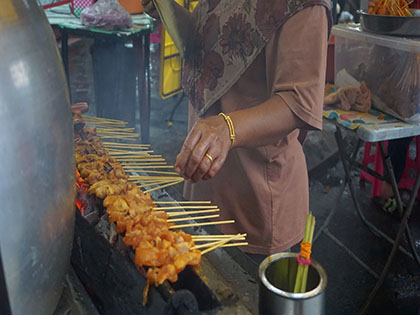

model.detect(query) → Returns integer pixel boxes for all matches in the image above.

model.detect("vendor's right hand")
[141,0,160,19]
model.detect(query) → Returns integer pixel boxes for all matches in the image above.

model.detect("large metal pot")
[0,1,75,315]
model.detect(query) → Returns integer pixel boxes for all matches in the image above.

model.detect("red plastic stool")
[360,137,420,199]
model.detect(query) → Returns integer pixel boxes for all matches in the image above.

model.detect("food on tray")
[367,0,413,16]
[73,119,201,305]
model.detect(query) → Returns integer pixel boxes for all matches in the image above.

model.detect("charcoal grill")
[61,183,259,314]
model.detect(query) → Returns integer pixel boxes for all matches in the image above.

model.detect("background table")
[47,11,153,143]
[320,108,420,313]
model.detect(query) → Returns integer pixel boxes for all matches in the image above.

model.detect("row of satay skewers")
[368,0,413,16]
[73,113,247,305]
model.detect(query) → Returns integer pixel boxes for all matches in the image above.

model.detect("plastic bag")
[81,0,133,30]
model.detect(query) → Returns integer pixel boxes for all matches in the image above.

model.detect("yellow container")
[159,0,198,99]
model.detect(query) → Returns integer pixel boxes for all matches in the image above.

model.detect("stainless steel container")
[0,1,75,315]
[259,253,327,315]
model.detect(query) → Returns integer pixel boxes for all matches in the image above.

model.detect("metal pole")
[0,249,12,315]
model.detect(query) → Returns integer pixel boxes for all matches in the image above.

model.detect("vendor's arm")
[175,6,329,182]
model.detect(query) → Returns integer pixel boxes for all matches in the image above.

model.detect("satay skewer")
[154,205,218,210]
[122,161,167,165]
[121,165,175,169]
[136,180,178,188]
[102,142,150,147]
[130,170,179,175]
[123,163,169,167]
[193,241,247,250]
[82,115,127,123]
[99,135,141,139]
[99,136,138,140]
[144,178,184,193]
[107,148,152,153]
[115,157,163,161]
[191,233,247,239]
[114,157,164,161]
[193,236,246,242]
[200,234,242,254]
[164,209,220,217]
[95,128,135,132]
[108,151,154,155]
[170,220,235,229]
[154,201,212,204]
[124,164,170,168]
[167,214,220,223]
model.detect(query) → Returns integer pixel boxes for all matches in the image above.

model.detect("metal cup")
[259,252,327,315]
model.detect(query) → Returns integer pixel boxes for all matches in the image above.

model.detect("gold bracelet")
[218,112,235,148]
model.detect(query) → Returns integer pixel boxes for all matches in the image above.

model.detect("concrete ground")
[66,37,420,315]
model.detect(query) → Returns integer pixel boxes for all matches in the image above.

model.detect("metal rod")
[324,229,379,279]
[0,249,12,315]
[314,128,362,241]
[360,166,420,314]
[334,131,414,259]
[378,142,403,217]
[353,160,386,181]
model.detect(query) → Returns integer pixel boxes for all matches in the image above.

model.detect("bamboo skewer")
[154,201,212,204]
[95,128,135,132]
[129,172,179,178]
[99,135,141,138]
[193,241,248,250]
[99,136,137,140]
[82,115,127,123]
[122,165,175,169]
[121,160,165,163]
[170,220,235,230]
[108,151,154,155]
[122,161,166,165]
[124,163,169,167]
[213,242,248,249]
[137,180,176,188]
[99,134,138,137]
[115,158,163,161]
[200,233,242,254]
[167,214,220,223]
[85,121,127,127]
[163,209,220,217]
[114,157,163,161]
[154,205,218,210]
[109,152,153,156]
[193,236,246,242]
[191,233,247,239]
[124,164,169,167]
[130,176,181,179]
[104,145,150,148]
[131,176,182,183]
[103,142,150,147]
[144,178,184,193]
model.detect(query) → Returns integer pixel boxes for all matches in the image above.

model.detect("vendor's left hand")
[175,115,231,182]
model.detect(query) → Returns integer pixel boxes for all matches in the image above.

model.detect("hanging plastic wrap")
[333,25,420,123]
[80,0,133,30]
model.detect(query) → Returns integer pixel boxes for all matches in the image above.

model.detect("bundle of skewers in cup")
[72,111,247,305]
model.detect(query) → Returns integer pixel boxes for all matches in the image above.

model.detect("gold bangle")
[218,112,235,148]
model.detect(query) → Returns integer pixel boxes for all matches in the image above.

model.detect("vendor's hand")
[175,115,231,182]
[141,0,160,19]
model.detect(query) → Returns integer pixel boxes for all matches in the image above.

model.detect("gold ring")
[205,153,213,163]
